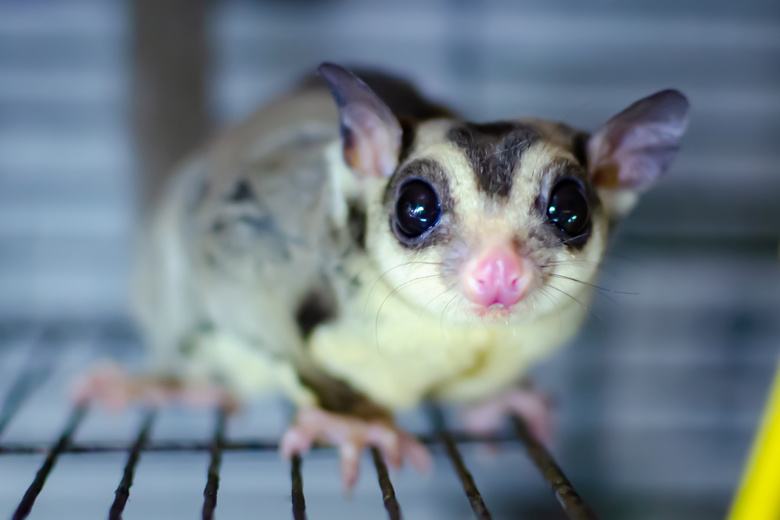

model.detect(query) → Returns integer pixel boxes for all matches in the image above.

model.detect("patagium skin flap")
[133,62,690,413]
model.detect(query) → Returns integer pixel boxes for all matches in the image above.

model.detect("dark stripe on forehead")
[447,121,540,198]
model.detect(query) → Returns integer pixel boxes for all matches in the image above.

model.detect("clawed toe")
[281,408,431,491]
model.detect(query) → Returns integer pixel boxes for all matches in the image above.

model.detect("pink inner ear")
[587,131,621,189]
[589,125,665,190]
[342,105,401,178]
[587,97,689,191]
[318,63,403,178]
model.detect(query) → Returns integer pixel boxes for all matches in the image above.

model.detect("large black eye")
[394,180,441,239]
[547,179,590,239]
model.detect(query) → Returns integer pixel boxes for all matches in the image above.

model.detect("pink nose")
[463,246,530,308]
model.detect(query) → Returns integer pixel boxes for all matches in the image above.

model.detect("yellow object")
[727,361,780,520]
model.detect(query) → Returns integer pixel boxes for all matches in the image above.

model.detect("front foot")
[281,408,432,491]
[461,386,553,445]
[71,361,239,413]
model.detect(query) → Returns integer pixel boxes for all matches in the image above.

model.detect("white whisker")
[374,273,444,353]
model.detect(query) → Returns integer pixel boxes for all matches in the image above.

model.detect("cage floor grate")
[0,322,597,520]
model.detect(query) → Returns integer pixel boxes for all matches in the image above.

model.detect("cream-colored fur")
[132,81,615,414]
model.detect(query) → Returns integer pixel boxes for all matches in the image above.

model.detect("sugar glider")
[75,62,689,487]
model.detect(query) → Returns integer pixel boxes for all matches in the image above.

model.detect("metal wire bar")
[12,405,88,520]
[108,409,156,520]
[429,406,492,520]
[0,431,517,455]
[202,408,227,520]
[371,447,402,520]
[291,454,307,520]
[0,439,276,455]
[512,417,599,520]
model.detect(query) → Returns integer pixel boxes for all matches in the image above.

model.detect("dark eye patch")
[394,179,441,241]
[547,179,590,246]
[383,158,453,249]
[383,158,451,211]
[533,158,598,251]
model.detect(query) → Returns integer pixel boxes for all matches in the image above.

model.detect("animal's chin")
[432,303,538,327]
[414,295,539,327]
[471,303,516,319]
[462,301,540,325]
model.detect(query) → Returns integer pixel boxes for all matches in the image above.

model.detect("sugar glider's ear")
[587,89,690,217]
[318,62,402,178]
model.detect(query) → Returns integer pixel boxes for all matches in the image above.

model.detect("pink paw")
[280,408,431,492]
[461,386,553,445]
[71,361,138,411]
[71,361,238,413]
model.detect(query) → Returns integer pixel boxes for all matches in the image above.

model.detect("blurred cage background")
[0,0,779,519]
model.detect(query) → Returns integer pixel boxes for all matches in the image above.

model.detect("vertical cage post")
[291,454,307,520]
[371,447,403,520]
[429,406,492,520]
[12,405,88,520]
[109,409,157,520]
[513,417,599,520]
[202,407,227,520]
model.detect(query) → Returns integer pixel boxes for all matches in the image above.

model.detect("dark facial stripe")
[447,122,540,198]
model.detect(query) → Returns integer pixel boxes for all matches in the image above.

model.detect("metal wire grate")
[0,324,599,520]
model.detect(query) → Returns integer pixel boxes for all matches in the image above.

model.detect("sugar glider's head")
[319,63,690,326]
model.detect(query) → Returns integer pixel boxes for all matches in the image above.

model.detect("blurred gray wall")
[1,0,778,318]
[0,1,779,516]
[0,1,132,318]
